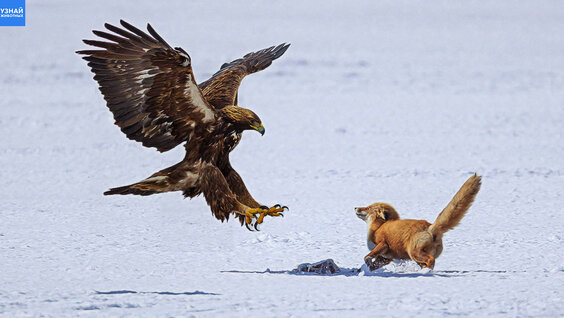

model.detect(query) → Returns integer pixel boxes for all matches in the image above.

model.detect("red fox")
[355,174,481,270]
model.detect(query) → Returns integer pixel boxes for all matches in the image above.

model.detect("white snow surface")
[1,1,564,317]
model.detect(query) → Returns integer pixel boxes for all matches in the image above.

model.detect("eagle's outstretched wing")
[77,20,216,152]
[199,43,290,108]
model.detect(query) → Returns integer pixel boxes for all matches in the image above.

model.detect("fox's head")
[355,203,400,223]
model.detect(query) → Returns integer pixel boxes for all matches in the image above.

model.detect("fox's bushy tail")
[428,174,481,236]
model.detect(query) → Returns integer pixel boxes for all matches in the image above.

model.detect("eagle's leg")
[200,164,284,231]
[220,160,288,227]
[200,164,247,221]
[223,165,261,208]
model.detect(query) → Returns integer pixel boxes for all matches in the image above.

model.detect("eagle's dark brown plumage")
[77,20,290,230]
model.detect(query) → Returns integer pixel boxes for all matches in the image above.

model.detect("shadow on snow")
[94,290,220,296]
[221,268,514,278]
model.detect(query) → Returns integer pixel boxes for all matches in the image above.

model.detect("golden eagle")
[77,20,290,230]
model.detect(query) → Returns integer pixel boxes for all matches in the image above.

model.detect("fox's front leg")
[366,256,392,270]
[364,242,390,270]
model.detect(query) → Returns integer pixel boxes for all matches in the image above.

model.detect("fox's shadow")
[220,268,457,278]
[221,268,511,278]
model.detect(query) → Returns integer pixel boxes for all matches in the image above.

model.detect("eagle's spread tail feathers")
[104,161,198,197]
[104,175,171,196]
[104,184,158,196]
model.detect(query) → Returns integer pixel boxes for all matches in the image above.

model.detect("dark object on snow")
[294,259,340,274]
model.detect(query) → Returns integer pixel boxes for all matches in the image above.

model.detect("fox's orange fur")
[355,174,481,270]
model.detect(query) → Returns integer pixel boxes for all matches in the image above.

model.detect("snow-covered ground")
[2,1,563,316]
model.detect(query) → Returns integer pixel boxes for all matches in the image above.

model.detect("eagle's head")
[221,106,265,135]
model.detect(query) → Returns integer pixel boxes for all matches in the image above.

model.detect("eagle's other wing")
[199,43,290,108]
[77,20,216,152]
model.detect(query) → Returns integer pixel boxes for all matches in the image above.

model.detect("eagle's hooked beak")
[251,123,265,136]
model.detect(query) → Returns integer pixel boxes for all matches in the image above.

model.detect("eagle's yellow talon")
[244,205,287,229]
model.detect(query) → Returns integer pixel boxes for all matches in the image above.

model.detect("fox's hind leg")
[410,250,436,269]
[409,232,437,269]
